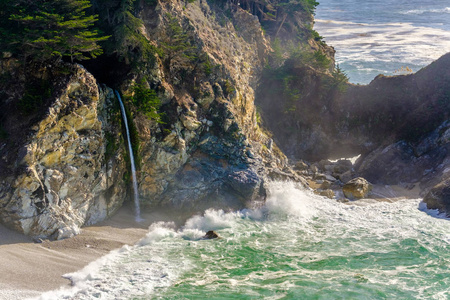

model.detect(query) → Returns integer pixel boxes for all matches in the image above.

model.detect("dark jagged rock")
[423,179,450,216]
[203,231,219,240]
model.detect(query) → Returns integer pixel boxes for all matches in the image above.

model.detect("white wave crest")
[401,7,450,15]
[138,221,177,246]
[264,181,318,219]
[35,245,131,300]
[184,209,243,232]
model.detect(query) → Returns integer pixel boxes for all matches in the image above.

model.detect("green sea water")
[40,182,450,300]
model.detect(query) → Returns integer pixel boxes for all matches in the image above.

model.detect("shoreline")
[0,184,423,299]
[0,205,183,300]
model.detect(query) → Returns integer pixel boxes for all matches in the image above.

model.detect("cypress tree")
[2,0,108,63]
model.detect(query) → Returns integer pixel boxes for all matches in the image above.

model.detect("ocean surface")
[38,182,450,299]
[314,0,450,84]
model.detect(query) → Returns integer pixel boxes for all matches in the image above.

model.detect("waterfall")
[115,90,141,221]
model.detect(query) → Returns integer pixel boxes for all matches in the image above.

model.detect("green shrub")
[313,50,331,69]
[331,64,349,92]
[224,79,235,96]
[130,80,163,123]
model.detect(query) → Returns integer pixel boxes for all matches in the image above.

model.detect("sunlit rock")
[343,177,372,200]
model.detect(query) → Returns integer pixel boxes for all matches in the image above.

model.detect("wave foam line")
[401,7,450,15]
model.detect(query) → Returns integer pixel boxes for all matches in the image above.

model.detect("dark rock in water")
[203,231,219,239]
[423,179,450,216]
[343,177,372,200]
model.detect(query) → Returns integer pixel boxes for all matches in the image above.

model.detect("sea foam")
[401,7,450,15]
[34,182,450,299]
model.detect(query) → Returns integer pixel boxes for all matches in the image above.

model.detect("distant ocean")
[314,0,450,84]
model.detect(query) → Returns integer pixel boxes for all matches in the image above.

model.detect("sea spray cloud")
[264,181,318,219]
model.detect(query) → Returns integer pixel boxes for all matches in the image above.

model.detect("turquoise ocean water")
[314,0,450,84]
[39,182,450,299]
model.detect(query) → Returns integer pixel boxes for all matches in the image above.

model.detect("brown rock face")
[0,64,126,239]
[127,0,305,211]
[343,177,372,200]
[423,179,450,216]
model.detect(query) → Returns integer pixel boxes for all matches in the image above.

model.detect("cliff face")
[257,53,450,162]
[1,0,328,238]
[257,52,450,213]
[0,64,126,239]
[133,1,273,210]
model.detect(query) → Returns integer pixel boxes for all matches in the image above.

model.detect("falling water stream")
[115,90,141,221]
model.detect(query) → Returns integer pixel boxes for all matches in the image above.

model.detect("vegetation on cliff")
[129,80,163,123]
[0,0,108,63]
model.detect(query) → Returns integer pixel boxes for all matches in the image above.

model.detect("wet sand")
[0,205,185,300]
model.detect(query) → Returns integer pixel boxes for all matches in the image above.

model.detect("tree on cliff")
[160,13,198,70]
[0,0,108,63]
[90,0,160,68]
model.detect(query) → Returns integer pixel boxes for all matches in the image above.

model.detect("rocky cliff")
[0,0,327,238]
[257,52,450,215]
[0,64,126,239]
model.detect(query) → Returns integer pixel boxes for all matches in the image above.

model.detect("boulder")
[337,171,354,185]
[332,160,353,177]
[423,179,450,216]
[343,177,372,200]
[294,160,309,171]
[203,231,219,239]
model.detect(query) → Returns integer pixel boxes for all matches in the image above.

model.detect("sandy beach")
[0,205,187,300]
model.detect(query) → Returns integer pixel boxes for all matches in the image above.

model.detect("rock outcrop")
[423,179,450,216]
[117,0,319,211]
[342,177,372,200]
[132,1,273,210]
[0,64,126,239]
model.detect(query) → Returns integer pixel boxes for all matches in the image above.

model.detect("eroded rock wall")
[0,65,126,239]
[123,0,300,210]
